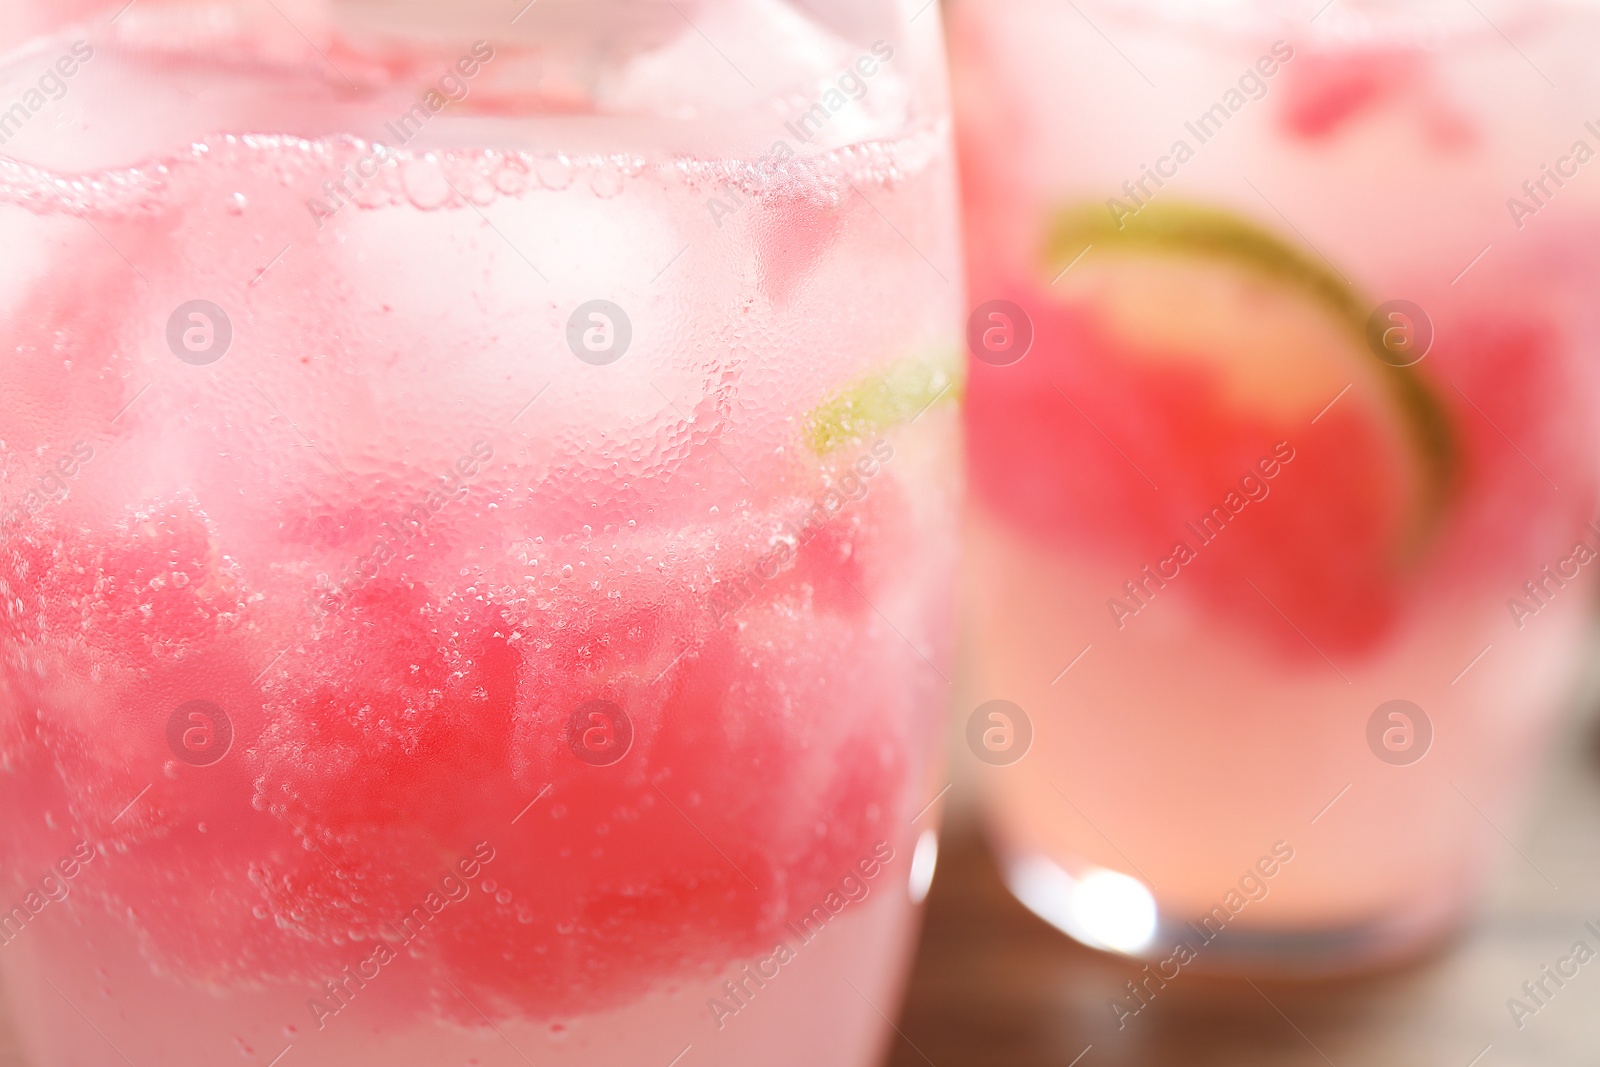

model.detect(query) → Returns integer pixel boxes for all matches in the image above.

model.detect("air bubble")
[588,165,625,199]
[493,156,530,196]
[537,155,573,190]
[402,158,451,210]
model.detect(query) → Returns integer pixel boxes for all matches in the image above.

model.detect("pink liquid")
[951,0,1600,969]
[0,3,964,1062]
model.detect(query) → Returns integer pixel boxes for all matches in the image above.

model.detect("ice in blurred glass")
[0,1,964,1063]
[951,0,1600,972]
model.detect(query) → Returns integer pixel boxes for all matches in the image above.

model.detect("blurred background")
[940,0,1600,1060]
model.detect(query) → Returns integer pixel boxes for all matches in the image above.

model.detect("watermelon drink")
[951,0,1600,972]
[0,1,965,1063]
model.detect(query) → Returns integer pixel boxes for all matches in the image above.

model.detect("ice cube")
[601,0,908,149]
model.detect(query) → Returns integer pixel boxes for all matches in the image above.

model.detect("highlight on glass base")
[998,845,1483,980]
[951,0,1600,974]
[0,1,965,1064]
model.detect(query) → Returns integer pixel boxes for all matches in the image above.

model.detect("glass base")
[997,847,1464,978]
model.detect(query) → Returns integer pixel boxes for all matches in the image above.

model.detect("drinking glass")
[950,0,1600,975]
[0,1,964,1063]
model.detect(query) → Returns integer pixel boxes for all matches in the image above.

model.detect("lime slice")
[1044,201,1456,553]
[803,350,964,456]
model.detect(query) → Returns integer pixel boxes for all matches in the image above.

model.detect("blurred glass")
[950,0,1600,974]
[0,1,964,1064]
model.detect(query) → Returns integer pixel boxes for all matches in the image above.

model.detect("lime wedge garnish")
[803,351,964,455]
[1045,201,1457,552]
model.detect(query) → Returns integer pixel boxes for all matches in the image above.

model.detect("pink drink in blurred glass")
[952,0,1600,971]
[0,1,964,1062]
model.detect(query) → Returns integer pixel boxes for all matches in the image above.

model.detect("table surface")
[5,704,1598,1066]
